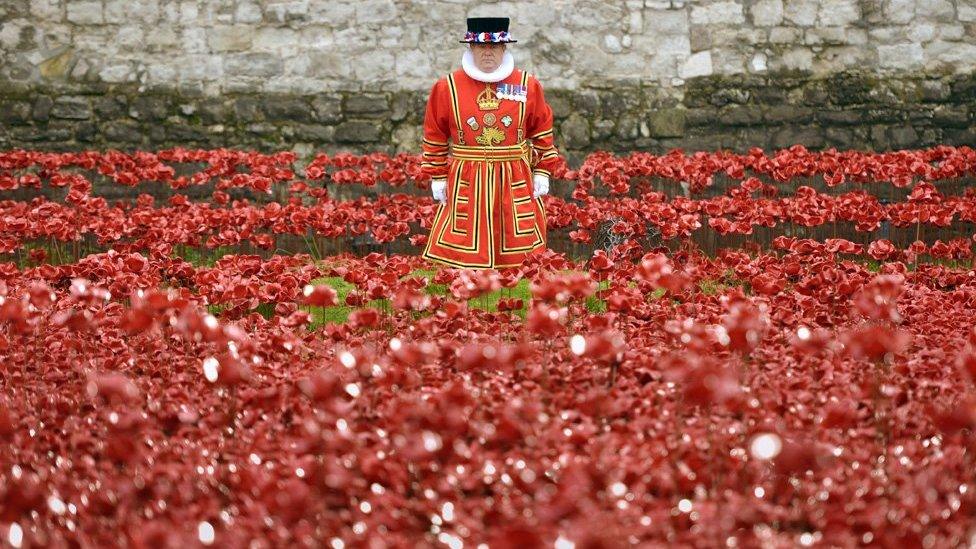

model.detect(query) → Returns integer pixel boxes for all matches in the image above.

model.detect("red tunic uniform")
[420,67,560,269]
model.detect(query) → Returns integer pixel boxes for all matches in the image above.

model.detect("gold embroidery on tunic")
[476,126,506,147]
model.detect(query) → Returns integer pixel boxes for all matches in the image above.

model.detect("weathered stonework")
[0,0,974,156]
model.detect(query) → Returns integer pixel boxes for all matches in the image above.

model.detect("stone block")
[235,0,263,23]
[932,106,971,128]
[180,27,207,53]
[75,122,97,142]
[102,120,145,143]
[225,53,283,78]
[690,1,745,25]
[572,91,601,114]
[245,122,277,135]
[815,109,861,125]
[129,0,160,24]
[771,125,824,148]
[29,0,60,19]
[599,89,643,118]
[207,26,253,52]
[769,26,802,43]
[394,50,430,80]
[352,51,395,82]
[389,91,415,123]
[264,1,309,23]
[391,124,420,153]
[11,124,73,142]
[129,96,170,121]
[560,113,591,148]
[0,19,28,51]
[915,0,955,21]
[66,1,103,24]
[311,94,343,124]
[718,105,763,126]
[888,126,918,149]
[823,127,856,148]
[647,108,687,137]
[684,108,719,127]
[353,0,397,24]
[146,27,180,51]
[881,0,914,24]
[99,63,136,83]
[252,27,299,52]
[591,119,616,141]
[307,51,351,79]
[32,96,54,122]
[615,117,640,140]
[263,97,309,121]
[763,105,813,123]
[1,100,32,124]
[8,126,41,142]
[546,90,573,118]
[335,120,384,143]
[863,107,903,123]
[165,124,210,142]
[916,79,948,102]
[750,0,784,25]
[907,107,933,123]
[234,97,264,121]
[710,87,751,107]
[345,94,390,117]
[877,43,923,69]
[944,127,976,145]
[195,99,229,125]
[783,0,818,25]
[817,0,860,25]
[290,124,336,141]
[948,74,976,103]
[906,22,936,42]
[51,96,92,120]
[680,51,713,79]
[751,85,789,104]
[644,9,688,36]
[176,55,222,82]
[103,0,127,24]
[148,125,167,143]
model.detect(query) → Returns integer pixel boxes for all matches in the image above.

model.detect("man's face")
[470,43,506,72]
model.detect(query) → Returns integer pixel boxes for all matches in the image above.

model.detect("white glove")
[431,179,447,202]
[532,173,550,198]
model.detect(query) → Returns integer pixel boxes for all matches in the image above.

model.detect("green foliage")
[699,279,727,295]
[298,268,617,327]
[174,245,239,267]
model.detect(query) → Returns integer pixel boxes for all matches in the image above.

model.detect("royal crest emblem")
[477,84,501,111]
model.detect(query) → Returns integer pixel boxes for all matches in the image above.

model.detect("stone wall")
[1,0,975,157]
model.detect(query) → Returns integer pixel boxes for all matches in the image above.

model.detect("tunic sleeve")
[525,76,561,179]
[421,78,451,180]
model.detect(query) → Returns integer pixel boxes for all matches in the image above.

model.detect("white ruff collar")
[461,49,514,83]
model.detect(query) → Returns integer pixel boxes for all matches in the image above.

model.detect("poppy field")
[2,145,976,547]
